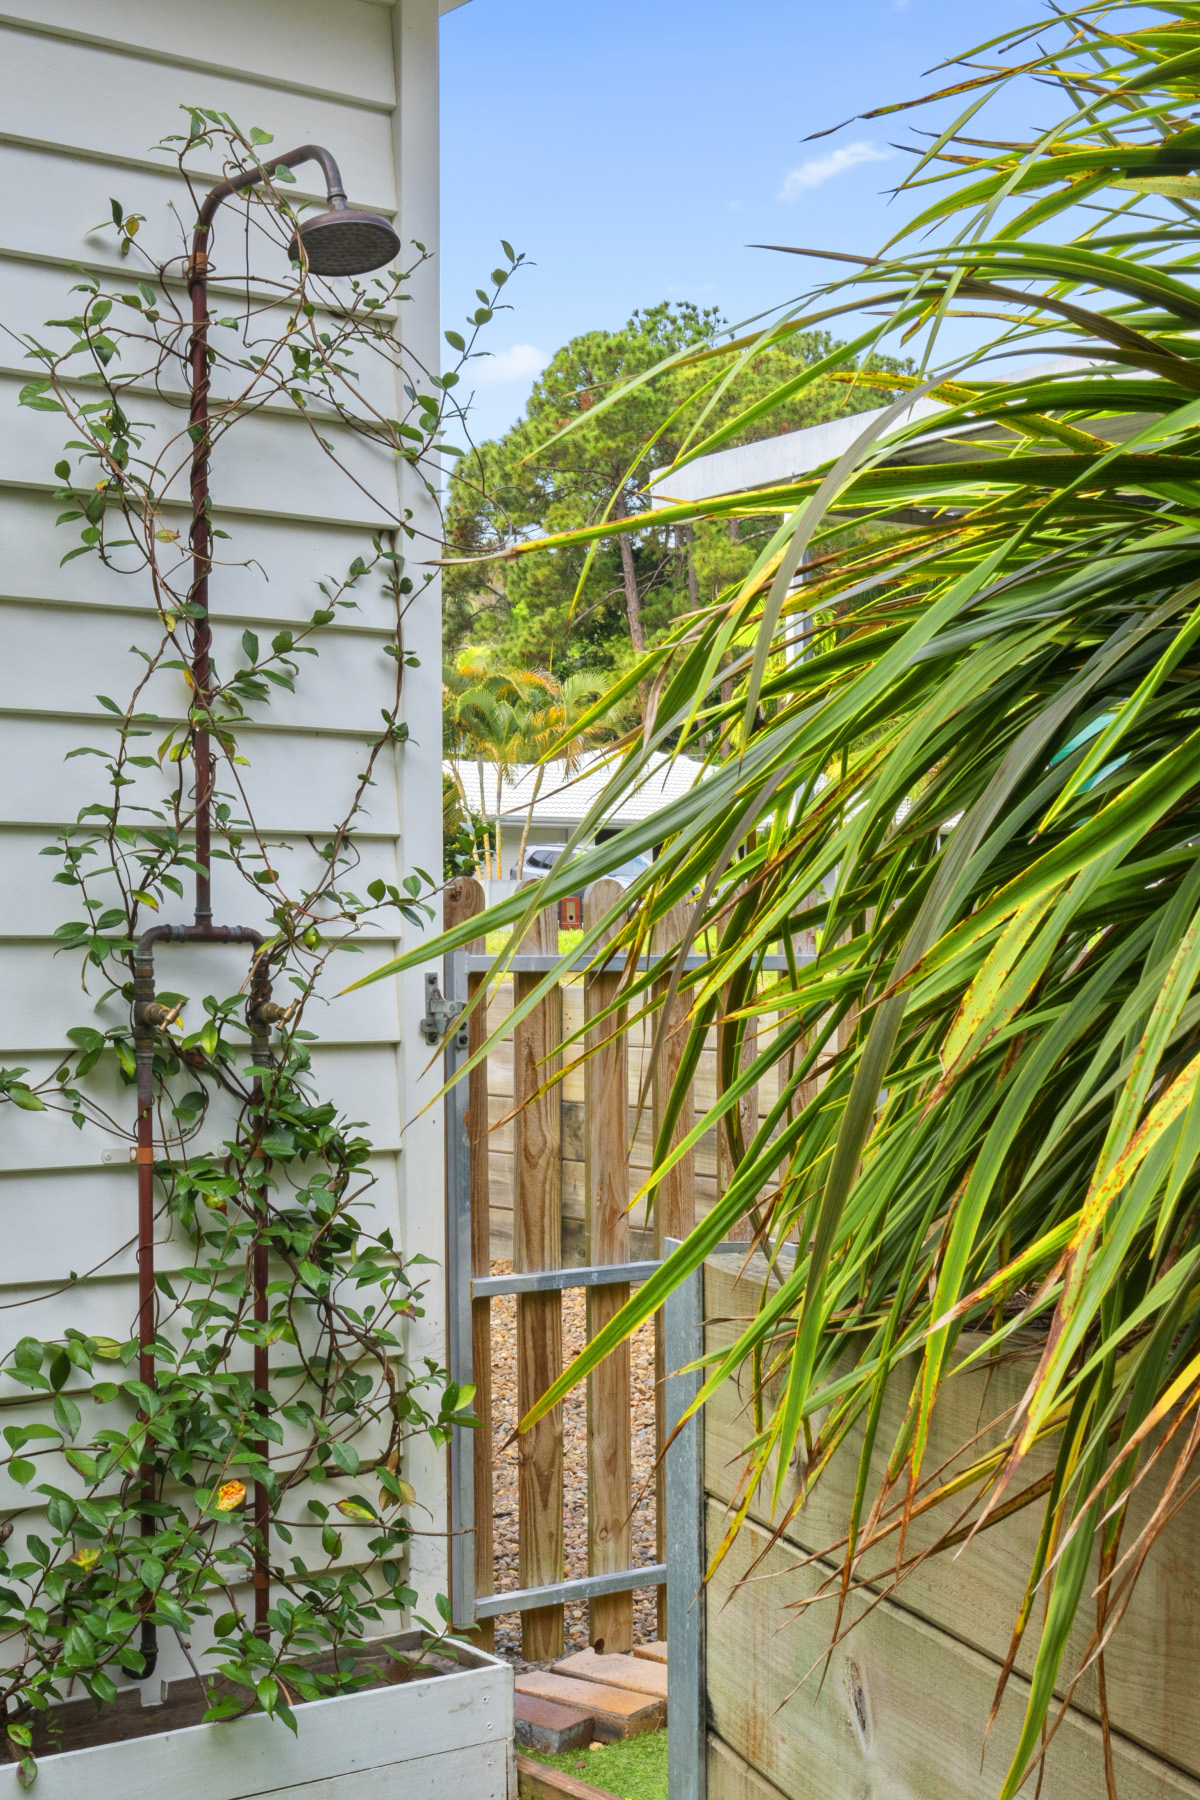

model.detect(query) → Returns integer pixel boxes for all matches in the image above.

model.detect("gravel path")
[485,1264,660,1666]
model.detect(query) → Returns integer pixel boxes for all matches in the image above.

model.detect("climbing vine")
[0,109,518,1779]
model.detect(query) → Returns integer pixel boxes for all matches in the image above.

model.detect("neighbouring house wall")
[702,1251,1200,1800]
[0,0,452,1685]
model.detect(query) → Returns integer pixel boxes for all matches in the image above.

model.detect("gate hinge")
[421,971,468,1049]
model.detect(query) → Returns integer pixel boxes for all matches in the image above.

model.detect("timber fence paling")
[484,1001,720,1264]
[582,878,634,1654]
[513,883,565,1661]
[795,904,821,1121]
[716,981,758,1202]
[651,900,698,1638]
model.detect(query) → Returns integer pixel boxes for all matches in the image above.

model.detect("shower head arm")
[183,142,348,928]
[192,142,348,259]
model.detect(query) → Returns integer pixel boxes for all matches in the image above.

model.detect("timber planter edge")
[0,1634,514,1800]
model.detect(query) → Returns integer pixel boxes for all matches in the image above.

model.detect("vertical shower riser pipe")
[246,955,274,1638]
[187,254,212,924]
[132,943,161,1679]
[133,922,269,1674]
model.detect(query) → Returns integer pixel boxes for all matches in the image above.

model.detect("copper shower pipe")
[130,150,350,1676]
[185,141,398,925]
[186,144,351,925]
[133,927,274,1674]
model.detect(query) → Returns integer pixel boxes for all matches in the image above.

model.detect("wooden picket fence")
[441,876,782,1660]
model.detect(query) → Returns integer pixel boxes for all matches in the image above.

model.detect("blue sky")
[440,0,1032,440]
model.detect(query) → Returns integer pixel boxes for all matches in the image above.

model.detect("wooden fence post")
[717,993,758,1198]
[583,879,633,1653]
[651,901,697,1636]
[795,903,822,1119]
[513,885,564,1661]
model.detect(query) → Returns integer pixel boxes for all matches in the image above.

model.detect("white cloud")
[779,140,892,200]
[471,343,550,384]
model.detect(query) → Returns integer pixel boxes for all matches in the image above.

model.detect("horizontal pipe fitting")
[247,998,297,1028]
[141,999,185,1029]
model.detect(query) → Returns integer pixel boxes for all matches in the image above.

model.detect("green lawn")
[485,928,584,956]
[524,1730,667,1800]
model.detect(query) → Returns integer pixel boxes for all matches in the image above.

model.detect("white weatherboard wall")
[0,0,461,1688]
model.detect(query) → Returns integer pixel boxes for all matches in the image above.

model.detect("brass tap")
[247,998,298,1029]
[141,999,185,1029]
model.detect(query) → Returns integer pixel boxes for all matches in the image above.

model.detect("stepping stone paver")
[552,1647,669,1702]
[515,1670,664,1740]
[515,1691,595,1756]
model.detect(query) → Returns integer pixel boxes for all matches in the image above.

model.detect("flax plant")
[359,8,1200,1789]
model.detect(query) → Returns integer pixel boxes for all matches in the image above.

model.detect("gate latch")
[421,971,468,1050]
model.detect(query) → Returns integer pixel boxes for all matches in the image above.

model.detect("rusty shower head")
[198,146,400,279]
[287,200,400,276]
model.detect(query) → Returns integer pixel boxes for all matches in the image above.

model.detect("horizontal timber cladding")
[0,0,400,111]
[0,716,402,828]
[703,1252,1200,1797]
[0,605,400,736]
[704,1505,1200,1800]
[0,22,397,203]
[0,499,406,625]
[0,371,403,524]
[0,937,404,1051]
[0,831,404,938]
[0,0,448,1675]
[707,1736,792,1800]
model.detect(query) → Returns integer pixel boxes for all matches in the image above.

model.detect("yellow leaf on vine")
[216,1480,246,1512]
[378,1476,416,1511]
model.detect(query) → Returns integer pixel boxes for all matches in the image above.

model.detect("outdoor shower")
[132,146,400,1677]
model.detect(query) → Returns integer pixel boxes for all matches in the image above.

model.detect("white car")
[510,845,653,889]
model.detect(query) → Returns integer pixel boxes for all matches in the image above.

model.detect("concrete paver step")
[515,1691,595,1756]
[631,1640,668,1665]
[552,1647,669,1702]
[515,1670,665,1740]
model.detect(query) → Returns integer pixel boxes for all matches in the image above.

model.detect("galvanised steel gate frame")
[441,940,783,1798]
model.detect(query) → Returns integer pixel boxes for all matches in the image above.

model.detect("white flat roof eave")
[648,398,947,508]
[647,358,1101,509]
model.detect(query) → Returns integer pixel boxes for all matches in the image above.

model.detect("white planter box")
[0,1638,514,1800]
